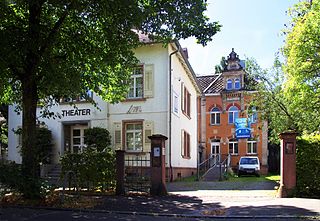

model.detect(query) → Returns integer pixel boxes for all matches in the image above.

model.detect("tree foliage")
[0,0,220,198]
[296,134,320,198]
[283,0,320,133]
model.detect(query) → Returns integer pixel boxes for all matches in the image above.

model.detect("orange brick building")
[197,49,268,174]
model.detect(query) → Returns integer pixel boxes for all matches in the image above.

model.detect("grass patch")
[227,173,280,182]
[175,174,198,182]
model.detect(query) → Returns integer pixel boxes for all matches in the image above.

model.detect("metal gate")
[124,152,151,193]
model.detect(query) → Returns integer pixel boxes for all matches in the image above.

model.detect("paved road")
[0,207,314,221]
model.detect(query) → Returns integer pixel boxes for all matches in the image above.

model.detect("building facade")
[197,49,268,174]
[8,40,200,181]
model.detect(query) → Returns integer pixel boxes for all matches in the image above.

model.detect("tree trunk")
[21,76,39,198]
[18,0,43,199]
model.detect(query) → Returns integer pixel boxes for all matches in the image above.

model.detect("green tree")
[0,1,220,198]
[245,57,297,143]
[214,56,227,73]
[283,0,320,133]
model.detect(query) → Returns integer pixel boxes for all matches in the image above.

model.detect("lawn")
[175,173,280,183]
[227,174,280,182]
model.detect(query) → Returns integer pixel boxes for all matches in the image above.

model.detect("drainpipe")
[169,44,180,182]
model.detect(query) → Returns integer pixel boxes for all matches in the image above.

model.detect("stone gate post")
[148,134,168,196]
[115,150,125,195]
[278,131,298,197]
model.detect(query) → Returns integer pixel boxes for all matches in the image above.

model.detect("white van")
[238,156,260,177]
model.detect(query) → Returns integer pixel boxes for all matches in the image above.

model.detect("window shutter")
[181,130,185,157]
[113,122,122,150]
[181,82,185,112]
[144,64,154,98]
[143,121,153,152]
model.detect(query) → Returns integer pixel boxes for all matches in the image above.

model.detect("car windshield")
[240,158,258,165]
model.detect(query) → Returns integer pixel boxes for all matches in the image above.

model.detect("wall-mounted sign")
[127,105,142,114]
[62,109,91,117]
[235,118,251,139]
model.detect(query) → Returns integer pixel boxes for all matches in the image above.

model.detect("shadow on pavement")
[94,194,222,215]
[94,194,319,217]
[166,180,279,191]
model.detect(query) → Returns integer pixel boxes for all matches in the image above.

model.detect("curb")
[1,205,319,220]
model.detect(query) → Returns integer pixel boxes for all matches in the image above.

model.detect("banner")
[235,118,251,139]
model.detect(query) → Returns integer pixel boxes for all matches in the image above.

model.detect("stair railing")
[219,154,231,181]
[197,154,220,180]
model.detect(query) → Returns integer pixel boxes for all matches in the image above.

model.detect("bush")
[35,127,53,164]
[0,161,23,192]
[61,127,115,191]
[84,127,111,152]
[296,134,320,198]
[60,150,116,191]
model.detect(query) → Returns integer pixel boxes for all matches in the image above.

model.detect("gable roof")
[197,74,224,94]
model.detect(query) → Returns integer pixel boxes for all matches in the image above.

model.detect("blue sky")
[180,0,300,75]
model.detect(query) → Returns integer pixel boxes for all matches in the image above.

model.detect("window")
[247,140,257,154]
[173,91,179,114]
[228,106,239,124]
[234,78,241,89]
[229,139,238,155]
[71,125,87,153]
[62,90,93,103]
[181,130,190,158]
[128,66,143,99]
[181,84,191,118]
[210,107,221,125]
[226,79,233,90]
[249,107,258,123]
[125,122,143,151]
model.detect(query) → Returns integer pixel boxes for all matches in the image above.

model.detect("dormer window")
[226,79,233,90]
[234,78,241,89]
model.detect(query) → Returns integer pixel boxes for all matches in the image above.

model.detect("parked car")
[238,156,260,177]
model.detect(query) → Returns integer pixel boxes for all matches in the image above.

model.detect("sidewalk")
[92,181,320,218]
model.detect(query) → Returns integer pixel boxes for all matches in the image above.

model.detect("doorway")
[70,125,88,153]
[211,141,220,163]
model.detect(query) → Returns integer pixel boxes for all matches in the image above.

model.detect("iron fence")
[124,152,151,193]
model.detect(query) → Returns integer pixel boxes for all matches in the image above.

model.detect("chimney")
[182,48,189,59]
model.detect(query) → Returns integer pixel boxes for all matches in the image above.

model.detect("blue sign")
[235,118,251,139]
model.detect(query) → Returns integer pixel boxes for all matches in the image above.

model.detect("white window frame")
[229,140,238,155]
[210,107,221,125]
[234,78,241,89]
[127,66,143,99]
[226,79,233,90]
[247,140,257,154]
[250,107,258,124]
[228,106,239,124]
[125,122,143,152]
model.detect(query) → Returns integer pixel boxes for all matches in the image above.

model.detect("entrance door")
[211,141,220,163]
[71,125,87,153]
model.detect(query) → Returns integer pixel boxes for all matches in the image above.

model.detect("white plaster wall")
[108,44,169,143]
[169,46,198,169]
[8,94,108,163]
[8,105,22,163]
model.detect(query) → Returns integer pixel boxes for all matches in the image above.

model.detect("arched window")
[210,107,221,125]
[228,106,239,124]
[250,107,258,123]
[234,78,241,89]
[226,79,233,90]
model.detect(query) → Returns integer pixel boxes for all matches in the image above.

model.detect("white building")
[8,40,201,181]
